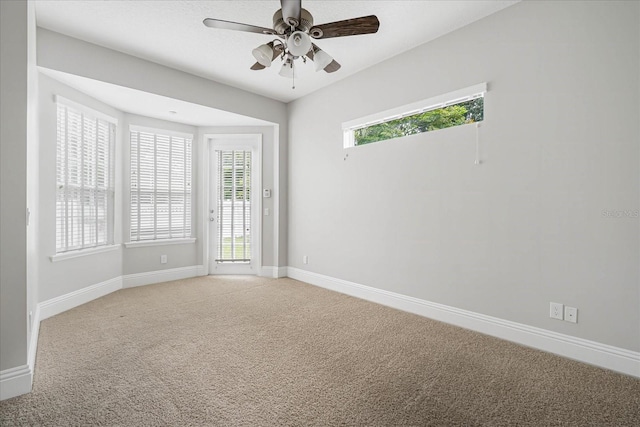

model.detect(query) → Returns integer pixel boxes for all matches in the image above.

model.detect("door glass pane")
[216,150,251,262]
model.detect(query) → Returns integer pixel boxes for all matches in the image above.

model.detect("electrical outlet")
[160,255,167,264]
[550,302,564,320]
[303,255,308,265]
[564,306,578,323]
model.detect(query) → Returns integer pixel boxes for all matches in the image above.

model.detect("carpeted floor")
[1,276,638,426]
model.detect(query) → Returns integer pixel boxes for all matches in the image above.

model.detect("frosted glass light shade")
[252,42,274,67]
[279,59,294,78]
[287,31,311,57]
[313,48,333,71]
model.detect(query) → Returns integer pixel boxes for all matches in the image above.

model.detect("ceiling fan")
[203,0,379,86]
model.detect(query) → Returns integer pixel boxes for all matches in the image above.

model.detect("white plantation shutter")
[130,127,192,241]
[216,150,251,262]
[56,99,115,253]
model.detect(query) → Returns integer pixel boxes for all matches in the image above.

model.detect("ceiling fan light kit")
[287,31,312,57]
[279,58,295,78]
[252,42,275,67]
[203,0,380,88]
[311,47,333,72]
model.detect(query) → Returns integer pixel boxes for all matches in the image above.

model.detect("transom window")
[129,127,192,241]
[343,83,486,147]
[55,97,115,253]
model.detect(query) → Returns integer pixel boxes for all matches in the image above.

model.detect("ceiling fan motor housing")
[273,8,313,35]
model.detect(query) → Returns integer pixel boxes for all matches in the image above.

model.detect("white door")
[209,136,261,274]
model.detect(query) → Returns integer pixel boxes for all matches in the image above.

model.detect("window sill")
[50,244,121,263]
[124,238,196,248]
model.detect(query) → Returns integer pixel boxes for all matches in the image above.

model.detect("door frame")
[201,133,262,275]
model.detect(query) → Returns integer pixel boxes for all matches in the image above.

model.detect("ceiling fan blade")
[305,43,318,60]
[203,18,276,35]
[310,15,380,39]
[323,60,341,73]
[280,0,302,26]
[250,62,266,70]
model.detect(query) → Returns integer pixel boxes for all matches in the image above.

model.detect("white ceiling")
[35,1,519,104]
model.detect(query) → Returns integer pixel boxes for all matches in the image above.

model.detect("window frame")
[53,95,117,257]
[342,82,487,148]
[128,125,194,245]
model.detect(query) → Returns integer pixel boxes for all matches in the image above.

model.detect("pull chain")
[474,122,481,165]
[287,24,297,89]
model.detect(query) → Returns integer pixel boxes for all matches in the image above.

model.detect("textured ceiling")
[35,1,518,103]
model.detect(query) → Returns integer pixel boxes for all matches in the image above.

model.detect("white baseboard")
[0,365,32,401]
[38,266,203,320]
[28,305,41,370]
[287,267,640,378]
[2,305,42,400]
[275,266,288,278]
[259,266,288,278]
[39,276,123,321]
[1,305,44,401]
[2,265,205,401]
[259,266,275,277]
[196,265,207,276]
[123,265,202,288]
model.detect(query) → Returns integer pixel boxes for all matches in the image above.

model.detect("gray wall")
[37,28,289,268]
[36,75,284,299]
[31,28,290,303]
[1,0,28,371]
[37,74,124,302]
[287,1,639,351]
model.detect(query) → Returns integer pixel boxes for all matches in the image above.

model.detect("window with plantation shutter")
[130,127,192,241]
[56,98,115,253]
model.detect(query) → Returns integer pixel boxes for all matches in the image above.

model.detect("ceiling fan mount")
[203,0,380,85]
[273,8,314,35]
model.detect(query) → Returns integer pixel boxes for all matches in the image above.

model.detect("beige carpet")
[1,276,638,426]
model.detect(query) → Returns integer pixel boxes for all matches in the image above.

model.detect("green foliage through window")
[354,97,483,146]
